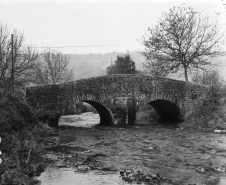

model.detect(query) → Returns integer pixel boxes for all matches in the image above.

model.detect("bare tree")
[0,24,38,93]
[192,69,224,92]
[34,49,74,85]
[0,24,10,90]
[141,6,225,81]
[222,0,226,8]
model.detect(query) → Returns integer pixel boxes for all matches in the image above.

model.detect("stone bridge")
[26,74,207,125]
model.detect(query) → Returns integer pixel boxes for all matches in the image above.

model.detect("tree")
[106,53,139,75]
[192,69,224,94]
[143,59,168,77]
[34,49,74,85]
[0,24,39,94]
[141,6,225,81]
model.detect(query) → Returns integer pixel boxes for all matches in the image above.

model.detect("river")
[37,112,226,185]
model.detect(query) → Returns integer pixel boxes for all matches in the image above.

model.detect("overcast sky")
[0,0,225,54]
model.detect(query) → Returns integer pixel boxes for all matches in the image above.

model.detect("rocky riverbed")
[37,113,226,185]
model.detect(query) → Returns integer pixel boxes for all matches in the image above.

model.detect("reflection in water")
[38,113,226,185]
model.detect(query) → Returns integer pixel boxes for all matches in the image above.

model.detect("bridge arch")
[67,95,114,125]
[82,100,114,125]
[147,93,184,122]
[148,99,184,123]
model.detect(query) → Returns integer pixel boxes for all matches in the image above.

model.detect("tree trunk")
[184,67,188,82]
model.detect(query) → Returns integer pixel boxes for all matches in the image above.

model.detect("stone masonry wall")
[26,74,207,124]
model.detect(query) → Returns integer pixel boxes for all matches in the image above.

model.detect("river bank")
[37,114,226,185]
[0,93,61,185]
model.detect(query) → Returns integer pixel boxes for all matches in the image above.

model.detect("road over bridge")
[26,74,207,125]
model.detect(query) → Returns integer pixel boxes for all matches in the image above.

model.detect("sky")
[0,0,226,79]
[0,0,225,54]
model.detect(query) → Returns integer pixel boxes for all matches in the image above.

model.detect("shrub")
[0,93,38,133]
[183,92,226,130]
[0,93,52,185]
[35,108,61,128]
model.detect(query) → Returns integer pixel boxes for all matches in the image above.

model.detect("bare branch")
[34,49,74,85]
[0,24,39,92]
[141,6,226,81]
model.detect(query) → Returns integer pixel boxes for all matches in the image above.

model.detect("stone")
[196,167,205,173]
[26,74,207,125]
[214,129,226,134]
[205,177,220,185]
[43,153,58,161]
[212,166,226,172]
[208,150,217,155]
[55,161,68,168]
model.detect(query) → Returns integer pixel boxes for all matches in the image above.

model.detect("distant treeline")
[67,51,145,80]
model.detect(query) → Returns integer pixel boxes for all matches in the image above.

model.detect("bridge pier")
[111,96,136,125]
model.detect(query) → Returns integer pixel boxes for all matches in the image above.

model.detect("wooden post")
[11,34,14,93]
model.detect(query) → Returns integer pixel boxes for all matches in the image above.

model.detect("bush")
[186,70,226,130]
[0,93,38,133]
[63,105,76,115]
[0,93,53,185]
[182,92,226,130]
[35,109,61,128]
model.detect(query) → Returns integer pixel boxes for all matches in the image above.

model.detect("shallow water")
[38,168,121,185]
[58,112,100,127]
[37,113,226,185]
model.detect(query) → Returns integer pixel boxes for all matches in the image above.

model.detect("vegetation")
[141,6,225,81]
[0,24,74,95]
[64,52,144,80]
[0,93,55,185]
[34,49,74,85]
[192,69,224,93]
[35,108,61,128]
[106,53,139,75]
[0,24,39,94]
[181,70,226,130]
[182,93,226,131]
[0,24,72,185]
[0,4,226,184]
[0,25,75,184]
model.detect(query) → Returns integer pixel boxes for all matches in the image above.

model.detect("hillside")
[67,51,146,80]
[67,51,226,81]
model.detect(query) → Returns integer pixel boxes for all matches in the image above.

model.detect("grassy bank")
[0,93,57,185]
